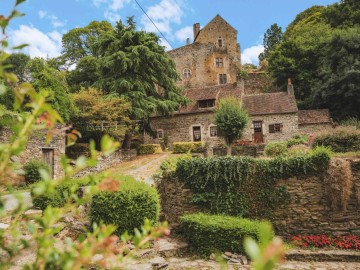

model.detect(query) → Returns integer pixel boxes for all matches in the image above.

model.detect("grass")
[333,151,360,158]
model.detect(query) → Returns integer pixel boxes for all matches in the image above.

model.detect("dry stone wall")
[157,159,360,236]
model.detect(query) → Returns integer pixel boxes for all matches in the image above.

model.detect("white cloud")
[104,11,121,23]
[241,45,264,65]
[174,26,192,43]
[92,0,107,8]
[159,38,172,51]
[38,10,66,29]
[110,0,131,11]
[141,0,184,35]
[9,25,62,58]
[38,10,47,19]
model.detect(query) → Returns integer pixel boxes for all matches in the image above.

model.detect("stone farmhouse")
[145,15,332,147]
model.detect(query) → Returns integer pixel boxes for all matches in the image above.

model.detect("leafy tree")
[3,53,30,82]
[94,18,187,148]
[215,97,249,155]
[26,58,76,122]
[258,23,283,62]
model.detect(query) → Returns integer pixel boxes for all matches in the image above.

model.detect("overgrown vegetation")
[138,144,162,155]
[24,160,50,185]
[175,147,331,218]
[264,142,288,157]
[90,176,160,236]
[172,142,204,154]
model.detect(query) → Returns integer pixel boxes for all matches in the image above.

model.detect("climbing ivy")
[175,146,331,218]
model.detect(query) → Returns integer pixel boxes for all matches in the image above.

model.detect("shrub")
[180,213,273,255]
[66,143,90,159]
[32,177,93,210]
[172,142,204,153]
[287,144,310,157]
[24,160,50,184]
[264,142,288,157]
[313,127,360,152]
[138,144,162,155]
[286,135,309,148]
[90,177,160,236]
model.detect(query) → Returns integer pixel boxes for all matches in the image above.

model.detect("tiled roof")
[298,109,332,125]
[242,92,298,115]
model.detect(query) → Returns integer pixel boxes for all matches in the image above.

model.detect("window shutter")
[269,124,275,133]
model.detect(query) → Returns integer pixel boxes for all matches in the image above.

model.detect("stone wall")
[0,126,66,181]
[73,149,137,178]
[157,159,360,236]
[244,72,282,94]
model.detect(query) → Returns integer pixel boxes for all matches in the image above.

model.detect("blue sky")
[1,0,338,65]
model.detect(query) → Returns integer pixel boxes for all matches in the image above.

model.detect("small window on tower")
[219,74,227,84]
[216,58,223,67]
[183,68,191,79]
[218,38,223,47]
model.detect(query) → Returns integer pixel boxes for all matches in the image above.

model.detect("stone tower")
[168,15,241,88]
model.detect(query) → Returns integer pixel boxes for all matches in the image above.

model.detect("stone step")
[285,249,360,262]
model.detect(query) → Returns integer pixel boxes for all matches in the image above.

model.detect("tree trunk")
[226,145,232,156]
[121,131,132,150]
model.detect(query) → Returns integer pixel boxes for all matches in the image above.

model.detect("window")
[183,68,191,79]
[219,74,227,84]
[157,129,164,139]
[218,38,223,47]
[192,126,201,141]
[269,123,282,133]
[215,58,223,67]
[210,126,217,137]
[198,99,215,108]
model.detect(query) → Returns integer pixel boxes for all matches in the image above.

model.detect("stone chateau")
[145,15,332,147]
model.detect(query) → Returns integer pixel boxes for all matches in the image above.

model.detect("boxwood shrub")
[24,160,50,184]
[313,127,360,152]
[180,213,272,255]
[90,177,160,236]
[138,144,162,155]
[172,142,204,153]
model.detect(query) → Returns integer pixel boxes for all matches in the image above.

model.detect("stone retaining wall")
[157,159,360,236]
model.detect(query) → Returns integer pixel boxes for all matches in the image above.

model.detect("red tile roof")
[242,92,298,115]
[298,109,332,125]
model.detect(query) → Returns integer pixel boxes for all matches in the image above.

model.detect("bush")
[180,213,272,255]
[313,127,360,152]
[138,144,162,155]
[172,142,204,153]
[286,135,309,148]
[24,160,50,184]
[32,177,93,210]
[90,177,160,236]
[66,143,90,159]
[264,142,288,157]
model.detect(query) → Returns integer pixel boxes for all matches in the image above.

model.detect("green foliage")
[24,160,49,184]
[138,144,162,155]
[3,53,30,82]
[215,97,249,153]
[313,127,360,152]
[66,143,90,159]
[264,142,288,157]
[90,177,160,236]
[259,23,283,62]
[180,213,272,255]
[341,117,360,129]
[286,135,309,148]
[172,142,204,154]
[175,147,331,218]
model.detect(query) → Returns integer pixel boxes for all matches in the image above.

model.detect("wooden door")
[253,121,264,143]
[42,148,54,178]
[192,126,202,142]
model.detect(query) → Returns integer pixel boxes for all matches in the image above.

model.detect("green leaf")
[16,0,27,6]
[12,43,28,50]
[0,84,7,95]
[244,237,260,260]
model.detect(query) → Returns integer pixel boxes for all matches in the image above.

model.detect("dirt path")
[106,153,170,185]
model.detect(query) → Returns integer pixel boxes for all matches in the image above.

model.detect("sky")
[1,0,338,65]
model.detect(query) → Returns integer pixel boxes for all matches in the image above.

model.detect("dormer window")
[198,99,215,108]
[183,68,191,79]
[218,38,223,47]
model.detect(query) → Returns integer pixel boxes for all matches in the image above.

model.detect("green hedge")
[175,147,331,218]
[66,143,90,159]
[313,127,360,152]
[24,160,50,185]
[264,142,288,157]
[32,177,92,210]
[138,144,162,155]
[180,213,272,255]
[90,177,160,236]
[172,142,204,153]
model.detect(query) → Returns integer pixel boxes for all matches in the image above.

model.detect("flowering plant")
[291,235,360,250]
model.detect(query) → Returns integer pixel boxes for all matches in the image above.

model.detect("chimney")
[186,38,190,45]
[193,23,200,39]
[287,78,294,95]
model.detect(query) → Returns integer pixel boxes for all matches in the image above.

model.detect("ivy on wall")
[175,147,331,218]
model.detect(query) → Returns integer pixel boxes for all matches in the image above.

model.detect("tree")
[94,18,187,149]
[258,24,283,62]
[3,53,30,82]
[215,97,249,155]
[26,58,76,122]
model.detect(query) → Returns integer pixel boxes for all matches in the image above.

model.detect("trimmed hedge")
[138,144,162,155]
[90,177,160,236]
[313,127,360,152]
[180,213,272,255]
[172,142,204,153]
[24,160,50,184]
[264,142,288,157]
[32,177,92,210]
